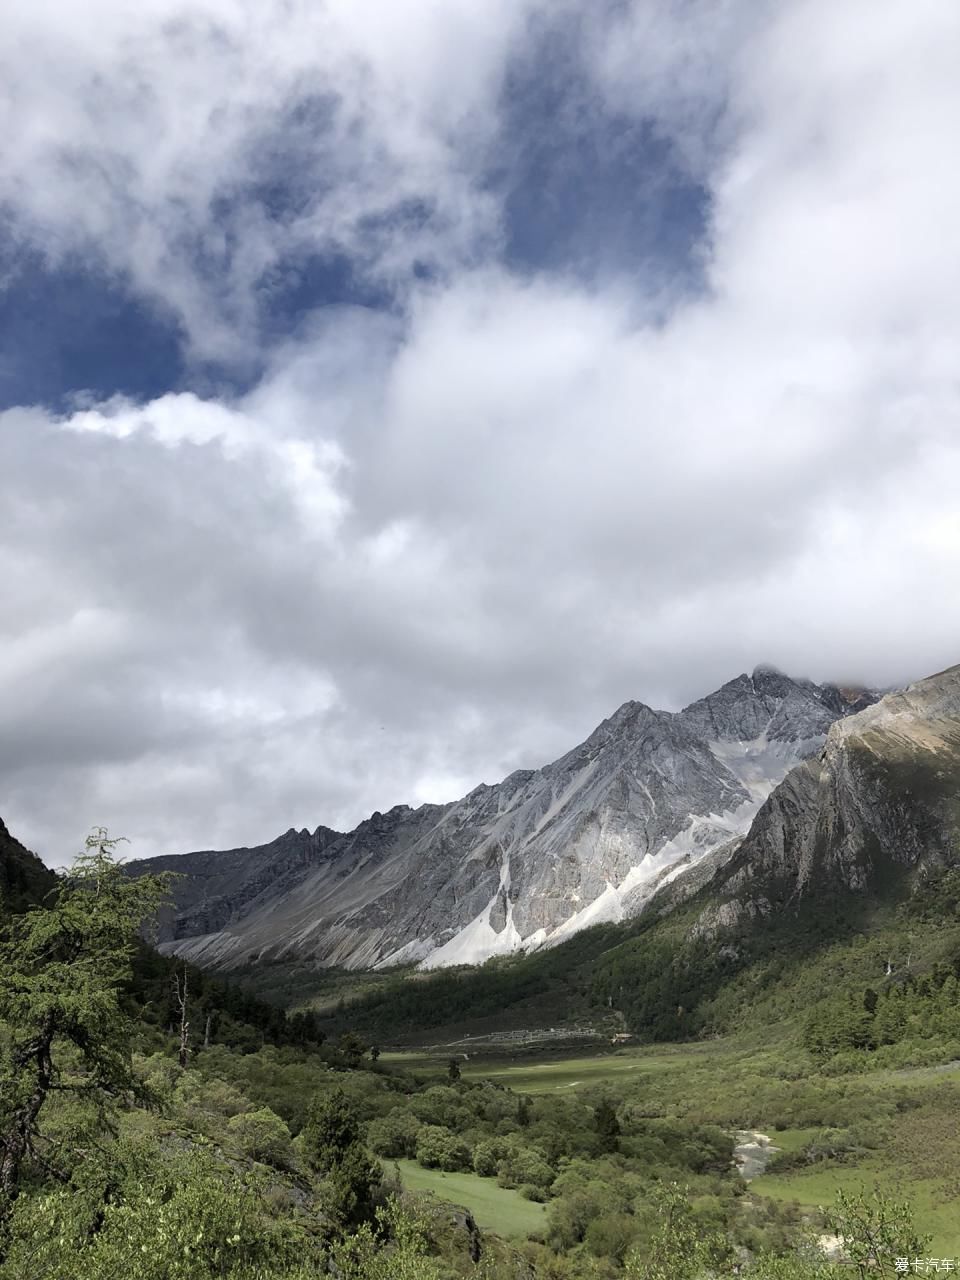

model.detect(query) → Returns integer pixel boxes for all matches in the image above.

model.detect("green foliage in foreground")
[0,828,946,1278]
[1,1138,311,1280]
[0,830,170,1211]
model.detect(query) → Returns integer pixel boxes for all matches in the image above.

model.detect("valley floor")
[389,1037,960,1254]
[391,1159,550,1237]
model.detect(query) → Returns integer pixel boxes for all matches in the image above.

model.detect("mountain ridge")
[690,661,960,937]
[131,665,878,972]
[0,816,58,913]
[326,662,960,1046]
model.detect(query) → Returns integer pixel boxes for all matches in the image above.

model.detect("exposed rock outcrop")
[693,664,960,934]
[132,667,878,971]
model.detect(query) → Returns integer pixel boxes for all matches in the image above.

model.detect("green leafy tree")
[446,1057,461,1082]
[366,1107,421,1159]
[0,829,170,1218]
[337,1032,368,1068]
[624,1183,728,1280]
[414,1124,470,1171]
[472,1137,506,1177]
[227,1107,293,1168]
[825,1187,929,1279]
[496,1143,554,1190]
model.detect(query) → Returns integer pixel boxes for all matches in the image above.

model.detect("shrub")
[227,1106,294,1168]
[367,1107,422,1158]
[415,1125,470,1171]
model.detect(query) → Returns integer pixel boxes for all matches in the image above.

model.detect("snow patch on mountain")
[708,733,824,802]
[140,669,879,973]
[419,854,523,969]
[421,732,819,967]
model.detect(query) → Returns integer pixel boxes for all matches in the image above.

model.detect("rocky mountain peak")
[135,664,886,974]
[678,668,868,746]
[692,663,960,938]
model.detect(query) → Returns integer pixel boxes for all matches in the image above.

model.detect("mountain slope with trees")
[314,665,960,1051]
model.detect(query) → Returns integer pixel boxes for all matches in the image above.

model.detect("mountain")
[691,662,960,937]
[316,662,960,1045]
[133,667,877,972]
[0,817,56,913]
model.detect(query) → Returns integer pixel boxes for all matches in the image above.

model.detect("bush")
[367,1107,422,1158]
[495,1144,555,1191]
[227,1106,294,1168]
[415,1125,471,1171]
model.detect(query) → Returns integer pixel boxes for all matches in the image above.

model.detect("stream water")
[733,1130,780,1180]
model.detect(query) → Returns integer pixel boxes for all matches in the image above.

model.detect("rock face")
[693,664,960,934]
[133,668,878,971]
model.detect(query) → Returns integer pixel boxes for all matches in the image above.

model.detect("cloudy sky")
[2,0,959,865]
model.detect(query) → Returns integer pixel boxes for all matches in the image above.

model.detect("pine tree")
[594,1097,621,1153]
[302,1089,381,1229]
[0,829,170,1220]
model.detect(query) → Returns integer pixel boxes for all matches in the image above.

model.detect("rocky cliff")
[134,667,876,971]
[691,664,960,936]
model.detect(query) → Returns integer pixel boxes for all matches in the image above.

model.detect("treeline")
[323,922,624,1039]
[321,860,942,1049]
[328,884,871,1047]
[328,863,960,1057]
[804,962,960,1061]
[129,942,328,1053]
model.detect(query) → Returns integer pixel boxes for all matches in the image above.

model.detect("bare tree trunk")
[203,1011,212,1050]
[0,1015,55,1214]
[173,968,190,1069]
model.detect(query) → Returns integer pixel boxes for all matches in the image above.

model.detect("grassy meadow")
[388,1036,960,1253]
[390,1159,549,1237]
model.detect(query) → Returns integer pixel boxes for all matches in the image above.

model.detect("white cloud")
[0,0,543,359]
[1,0,959,864]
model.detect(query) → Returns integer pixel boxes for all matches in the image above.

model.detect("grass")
[388,1159,548,1238]
[763,1127,822,1153]
[754,1164,960,1256]
[386,1040,718,1094]
[461,1051,660,1093]
[746,1078,960,1255]
[392,1037,960,1255]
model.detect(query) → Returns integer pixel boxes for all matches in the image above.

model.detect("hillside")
[0,816,56,912]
